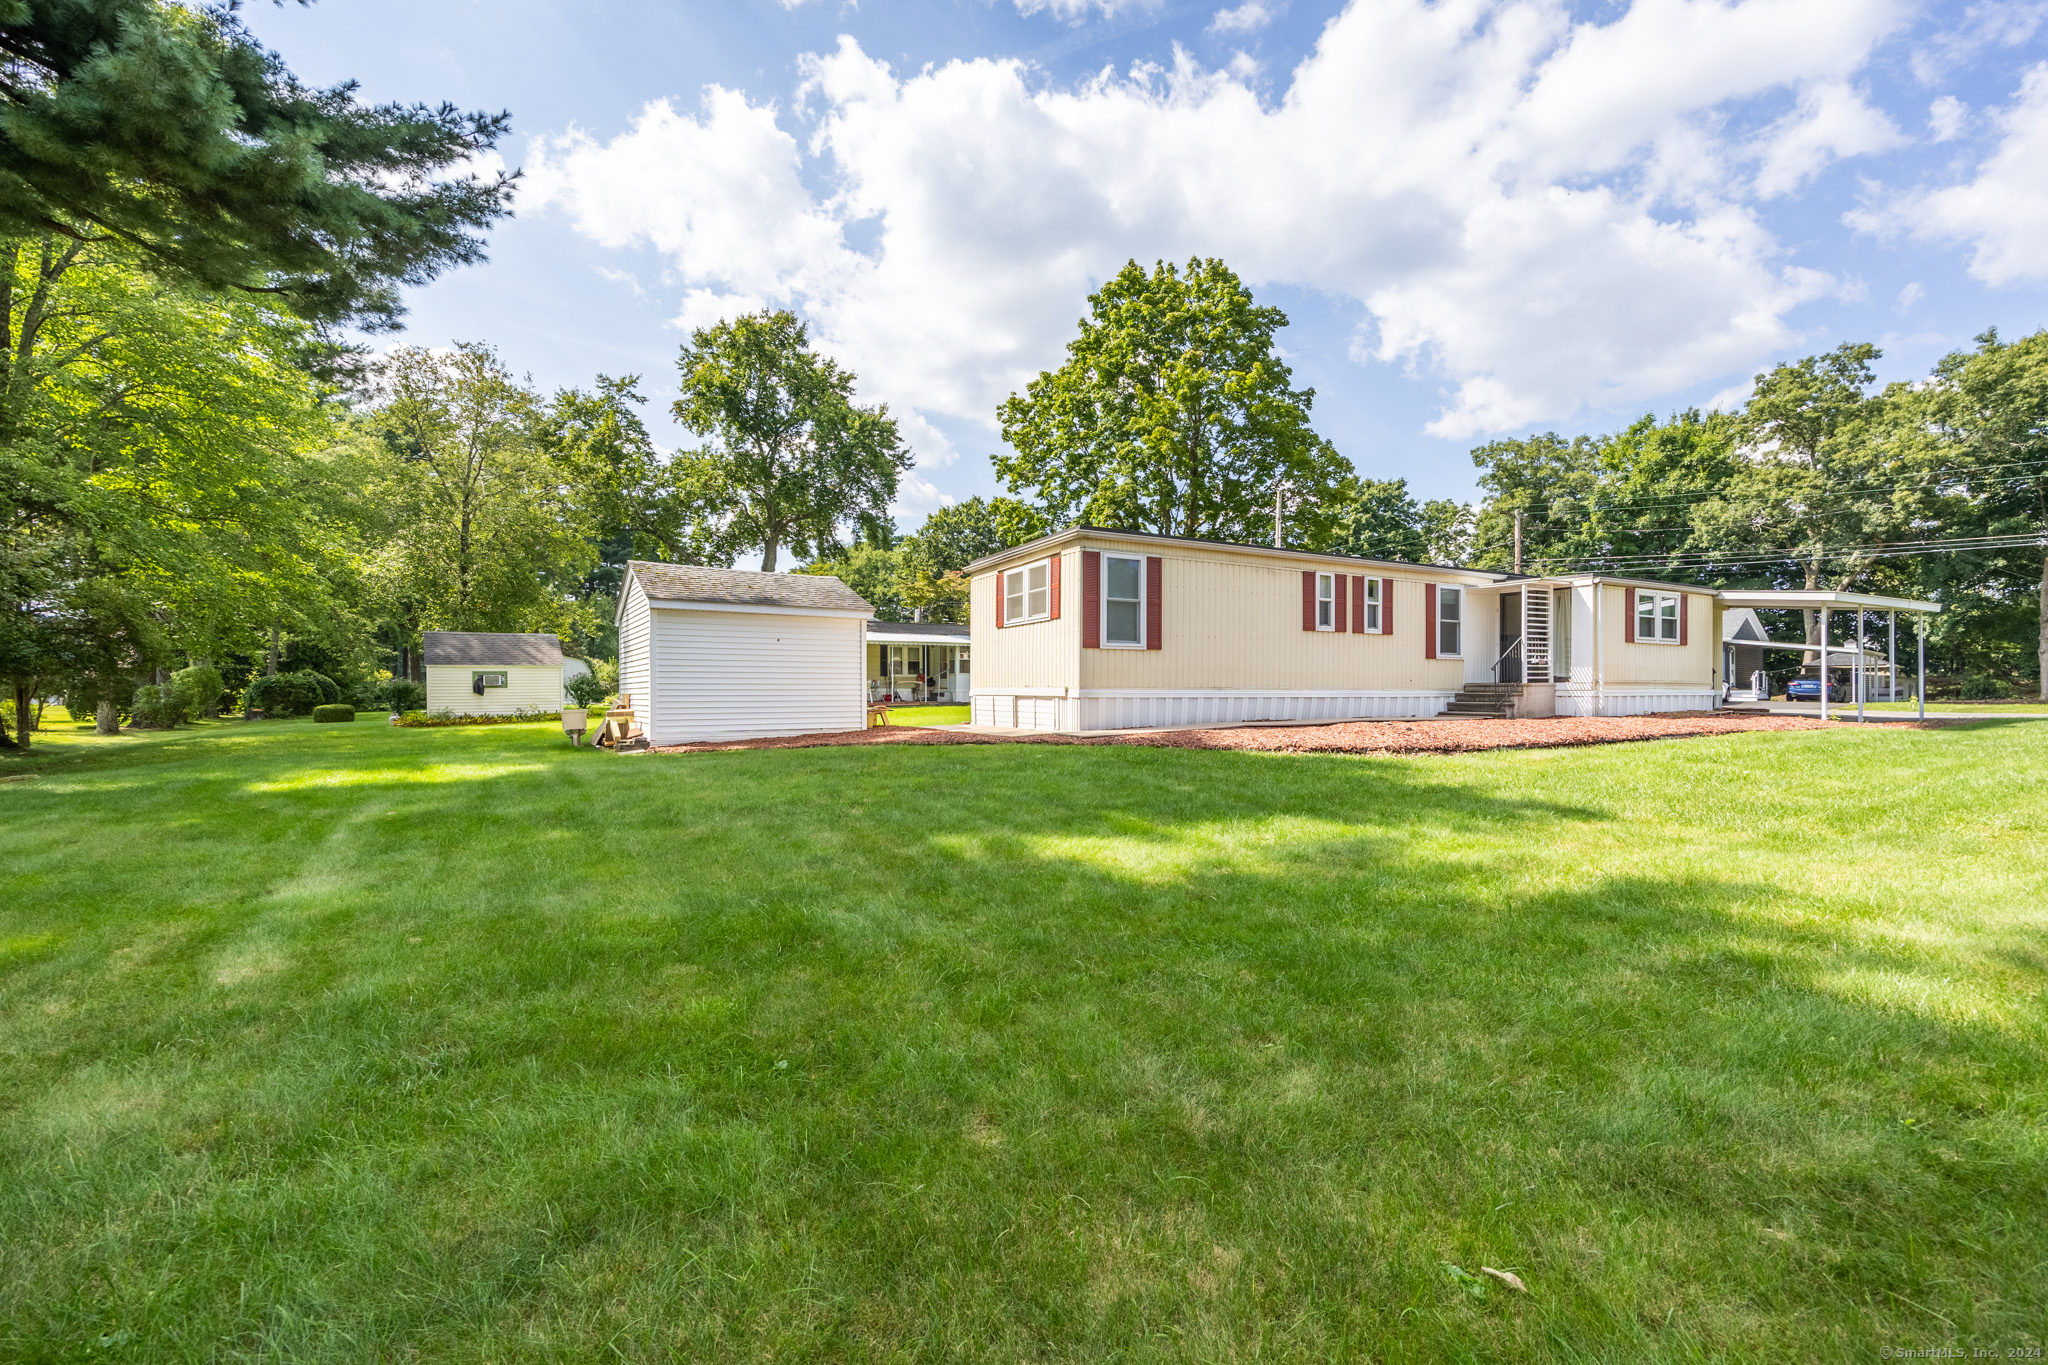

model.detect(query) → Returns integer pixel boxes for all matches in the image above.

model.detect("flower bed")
[395,709,561,728]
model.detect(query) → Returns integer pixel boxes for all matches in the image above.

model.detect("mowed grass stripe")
[0,718,2043,1361]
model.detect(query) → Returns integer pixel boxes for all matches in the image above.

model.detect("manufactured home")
[616,561,871,745]
[963,528,1804,731]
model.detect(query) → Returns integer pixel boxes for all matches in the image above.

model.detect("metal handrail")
[1492,635,1523,681]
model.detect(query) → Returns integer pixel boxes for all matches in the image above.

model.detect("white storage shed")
[616,561,871,745]
[423,632,566,715]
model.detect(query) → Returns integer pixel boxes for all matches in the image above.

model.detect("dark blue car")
[1785,675,1848,703]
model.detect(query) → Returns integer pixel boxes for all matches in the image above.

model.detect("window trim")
[1437,585,1464,658]
[1002,557,1053,626]
[1101,552,1145,648]
[1635,590,1683,644]
[1315,572,1336,631]
[1362,576,1382,634]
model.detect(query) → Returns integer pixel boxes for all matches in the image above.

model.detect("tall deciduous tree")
[996,258,1351,546]
[0,233,336,745]
[361,344,594,642]
[672,310,910,573]
[1329,478,1473,565]
[1920,329,2048,699]
[0,0,513,330]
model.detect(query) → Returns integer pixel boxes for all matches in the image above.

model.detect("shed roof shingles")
[628,561,871,613]
[422,632,564,667]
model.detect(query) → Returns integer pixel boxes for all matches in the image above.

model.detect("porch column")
[1818,608,1829,721]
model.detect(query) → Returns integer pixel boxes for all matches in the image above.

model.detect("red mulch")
[648,711,1928,758]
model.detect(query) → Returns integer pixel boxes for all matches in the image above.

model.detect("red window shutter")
[996,570,1005,629]
[1048,553,1061,620]
[1381,578,1394,634]
[1678,592,1688,645]
[1351,576,1366,633]
[1425,583,1438,659]
[1081,550,1101,648]
[1334,574,1349,633]
[1145,556,1163,650]
[1302,570,1315,631]
[1624,587,1636,644]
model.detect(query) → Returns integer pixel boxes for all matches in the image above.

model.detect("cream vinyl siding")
[970,549,1080,691]
[1598,584,1714,688]
[424,664,562,715]
[646,608,863,744]
[1072,539,1471,693]
[617,571,652,713]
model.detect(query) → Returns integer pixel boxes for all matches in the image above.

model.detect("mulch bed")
[648,711,1934,758]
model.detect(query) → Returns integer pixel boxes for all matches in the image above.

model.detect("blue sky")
[245,0,2048,524]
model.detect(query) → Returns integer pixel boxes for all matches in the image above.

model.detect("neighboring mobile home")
[423,632,565,715]
[616,561,871,745]
[868,620,971,703]
[964,528,1724,731]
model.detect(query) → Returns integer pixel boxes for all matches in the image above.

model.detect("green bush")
[566,670,609,708]
[130,684,189,729]
[170,664,226,718]
[381,677,426,712]
[305,671,341,704]
[1960,673,2012,701]
[312,703,355,723]
[243,672,323,718]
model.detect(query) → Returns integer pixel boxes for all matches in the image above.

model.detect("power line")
[1522,531,2047,575]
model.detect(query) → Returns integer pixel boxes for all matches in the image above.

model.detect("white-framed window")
[1363,577,1381,633]
[1104,553,1144,647]
[1003,558,1052,624]
[1315,572,1336,630]
[1437,586,1463,657]
[1636,590,1682,643]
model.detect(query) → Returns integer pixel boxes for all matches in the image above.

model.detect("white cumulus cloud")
[1851,63,2048,286]
[1209,2,1276,34]
[527,0,1914,443]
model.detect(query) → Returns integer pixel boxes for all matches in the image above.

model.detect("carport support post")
[1917,617,1926,721]
[1888,610,1898,702]
[1818,608,1829,721]
[1855,613,1865,723]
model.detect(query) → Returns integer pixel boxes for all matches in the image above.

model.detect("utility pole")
[1512,510,1524,575]
[1274,481,1285,549]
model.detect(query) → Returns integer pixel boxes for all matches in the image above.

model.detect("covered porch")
[867,622,971,704]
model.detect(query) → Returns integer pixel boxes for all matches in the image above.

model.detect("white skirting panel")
[970,693,1071,731]
[1555,686,1718,717]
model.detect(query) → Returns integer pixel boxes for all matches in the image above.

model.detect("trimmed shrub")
[566,671,609,708]
[130,684,189,729]
[171,664,226,719]
[381,677,426,712]
[243,672,323,718]
[312,703,355,723]
[305,671,341,704]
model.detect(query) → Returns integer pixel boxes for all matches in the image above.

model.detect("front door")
[1497,590,1523,683]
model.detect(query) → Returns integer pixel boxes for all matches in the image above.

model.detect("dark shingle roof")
[422,632,564,667]
[627,561,871,613]
[865,620,970,639]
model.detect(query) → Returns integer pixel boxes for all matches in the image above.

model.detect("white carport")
[1715,589,1942,721]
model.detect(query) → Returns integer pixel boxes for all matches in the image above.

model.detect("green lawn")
[1858,700,2048,714]
[2,717,2044,1361]
[885,703,969,726]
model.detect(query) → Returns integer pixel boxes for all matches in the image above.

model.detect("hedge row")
[395,710,561,728]
[312,704,356,723]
